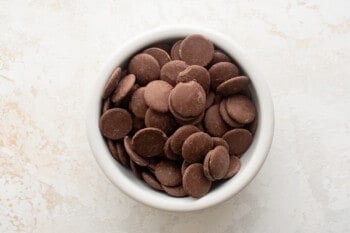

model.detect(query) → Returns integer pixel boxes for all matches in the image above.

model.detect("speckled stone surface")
[0,1,349,232]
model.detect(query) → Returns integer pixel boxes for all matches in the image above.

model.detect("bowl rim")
[86,25,274,212]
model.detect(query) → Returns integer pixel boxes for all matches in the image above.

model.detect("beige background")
[1,0,349,232]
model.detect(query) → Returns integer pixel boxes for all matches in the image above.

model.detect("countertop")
[0,0,349,232]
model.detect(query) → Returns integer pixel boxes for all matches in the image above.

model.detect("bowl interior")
[87,26,274,211]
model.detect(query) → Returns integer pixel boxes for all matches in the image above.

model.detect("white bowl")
[86,25,274,212]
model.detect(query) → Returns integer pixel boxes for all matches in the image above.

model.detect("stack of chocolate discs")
[99,34,257,198]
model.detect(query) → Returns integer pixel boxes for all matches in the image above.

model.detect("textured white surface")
[0,0,349,232]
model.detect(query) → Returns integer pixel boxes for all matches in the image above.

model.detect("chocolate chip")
[154,160,182,187]
[170,125,200,155]
[224,155,241,179]
[219,99,244,128]
[226,95,256,124]
[204,146,230,180]
[209,62,239,89]
[204,104,229,137]
[144,80,173,113]
[209,50,231,66]
[145,109,177,135]
[179,34,214,66]
[102,67,121,99]
[160,60,188,86]
[216,76,250,96]
[143,47,171,67]
[223,129,253,156]
[183,163,212,198]
[212,137,229,150]
[111,74,136,105]
[170,40,183,60]
[182,132,213,163]
[177,65,210,93]
[169,81,206,118]
[164,137,181,161]
[124,136,149,167]
[129,53,160,86]
[129,87,148,119]
[142,172,163,191]
[162,185,187,197]
[132,127,167,157]
[99,108,132,140]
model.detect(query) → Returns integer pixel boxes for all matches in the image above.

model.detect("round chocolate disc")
[111,74,136,105]
[124,136,149,167]
[162,185,187,197]
[99,108,132,140]
[222,128,253,156]
[179,34,214,66]
[163,137,181,161]
[203,151,214,181]
[129,87,148,119]
[102,67,121,99]
[212,137,229,150]
[142,172,163,191]
[169,81,206,118]
[226,95,256,124]
[144,80,173,113]
[182,132,213,163]
[207,146,230,180]
[170,125,200,155]
[209,50,231,66]
[160,60,188,86]
[224,156,241,179]
[204,104,229,137]
[128,53,160,86]
[216,76,250,96]
[173,111,205,126]
[209,62,239,89]
[132,127,167,157]
[219,99,244,128]
[145,109,177,135]
[177,65,211,93]
[170,40,183,60]
[183,163,212,198]
[143,47,171,67]
[154,160,182,187]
